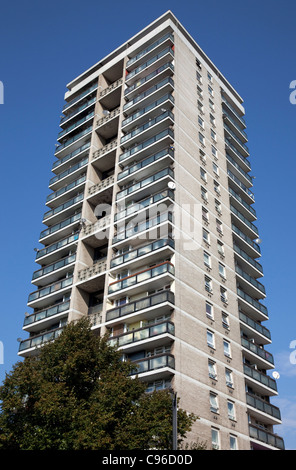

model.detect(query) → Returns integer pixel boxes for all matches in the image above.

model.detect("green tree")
[0,318,197,450]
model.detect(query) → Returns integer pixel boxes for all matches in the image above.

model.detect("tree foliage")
[0,318,197,450]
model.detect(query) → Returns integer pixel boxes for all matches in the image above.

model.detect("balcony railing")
[130,353,175,375]
[226,153,252,184]
[28,276,73,303]
[92,140,117,160]
[52,142,90,171]
[77,258,107,282]
[113,210,173,244]
[32,254,76,281]
[108,262,174,294]
[118,147,174,182]
[249,424,284,450]
[81,214,111,237]
[239,311,270,340]
[43,193,84,221]
[119,128,174,163]
[58,111,94,139]
[63,83,98,111]
[243,364,277,391]
[88,175,114,196]
[122,93,174,129]
[36,233,79,259]
[121,111,174,146]
[109,321,175,348]
[106,290,174,322]
[125,62,174,97]
[224,123,249,153]
[19,326,65,353]
[223,111,247,139]
[228,170,255,200]
[221,96,246,126]
[125,47,174,81]
[234,245,263,274]
[115,188,174,222]
[96,107,120,128]
[237,288,268,317]
[49,157,88,186]
[116,168,174,201]
[23,300,70,327]
[230,204,259,235]
[229,187,256,217]
[46,175,86,204]
[55,126,92,154]
[246,393,281,420]
[236,266,266,295]
[126,32,174,68]
[39,213,81,240]
[60,97,96,125]
[232,224,260,254]
[99,78,123,98]
[241,337,273,364]
[123,77,174,112]
[111,238,174,268]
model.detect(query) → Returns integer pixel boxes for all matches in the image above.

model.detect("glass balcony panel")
[118,333,134,346]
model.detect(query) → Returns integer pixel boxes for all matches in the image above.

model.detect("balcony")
[243,364,277,394]
[130,353,175,380]
[246,393,281,423]
[236,265,266,297]
[230,204,259,239]
[43,193,84,224]
[234,244,263,278]
[54,125,92,157]
[95,107,120,140]
[249,424,284,450]
[123,77,174,115]
[111,238,174,272]
[92,140,117,173]
[125,46,174,84]
[46,175,86,206]
[226,152,253,186]
[80,215,111,246]
[32,253,76,287]
[52,142,90,173]
[87,175,114,206]
[115,188,174,223]
[239,311,270,342]
[63,82,98,112]
[28,276,73,308]
[232,224,261,257]
[221,95,246,128]
[126,32,174,69]
[36,232,79,264]
[49,157,88,190]
[241,336,274,368]
[237,288,268,319]
[223,111,248,141]
[118,147,174,185]
[113,210,173,246]
[116,168,174,204]
[77,258,107,293]
[18,326,65,357]
[119,128,174,165]
[99,78,123,109]
[23,300,70,332]
[109,321,175,353]
[60,97,96,126]
[57,111,94,141]
[39,212,81,244]
[106,290,174,323]
[124,62,174,102]
[224,123,249,156]
[228,170,255,203]
[108,261,175,298]
[229,187,256,220]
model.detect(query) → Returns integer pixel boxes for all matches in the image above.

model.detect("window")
[214,180,221,195]
[207,330,215,349]
[230,435,238,450]
[215,199,222,215]
[211,145,217,158]
[217,240,225,256]
[197,99,204,113]
[199,132,205,146]
[223,339,231,358]
[209,99,215,111]
[208,85,214,96]
[202,206,209,222]
[201,186,208,202]
[219,262,226,279]
[211,428,220,450]
[204,251,211,268]
[197,85,203,98]
[198,115,204,128]
[203,228,210,244]
[208,360,217,379]
[216,219,223,234]
[206,301,214,319]
[225,368,234,388]
[227,401,236,421]
[196,58,202,69]
[220,286,227,303]
[205,276,213,293]
[199,149,206,163]
[211,129,216,142]
[212,162,219,176]
[200,167,207,182]
[207,71,213,82]
[210,113,215,126]
[210,392,219,413]
[222,312,230,330]
[196,71,202,83]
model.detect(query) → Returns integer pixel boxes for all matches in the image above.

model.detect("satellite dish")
[168,181,176,190]
[272,371,280,380]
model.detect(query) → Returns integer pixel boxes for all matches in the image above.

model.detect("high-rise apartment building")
[18,11,284,450]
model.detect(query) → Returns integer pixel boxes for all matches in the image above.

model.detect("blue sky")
[0,0,295,450]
